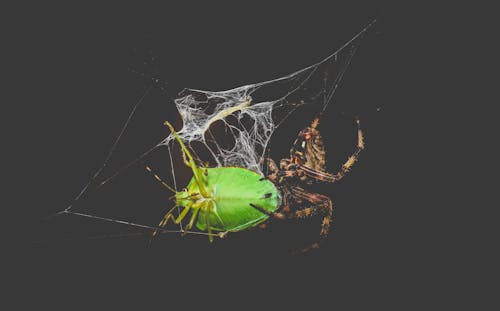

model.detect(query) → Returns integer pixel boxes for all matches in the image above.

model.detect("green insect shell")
[161,122,280,239]
[177,167,280,232]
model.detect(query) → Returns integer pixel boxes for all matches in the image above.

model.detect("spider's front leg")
[263,157,303,185]
[295,116,365,183]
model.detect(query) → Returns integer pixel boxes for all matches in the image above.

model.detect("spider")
[146,114,364,252]
[261,114,365,252]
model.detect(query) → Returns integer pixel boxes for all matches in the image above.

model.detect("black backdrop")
[13,1,451,308]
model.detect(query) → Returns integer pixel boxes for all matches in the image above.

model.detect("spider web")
[47,20,376,240]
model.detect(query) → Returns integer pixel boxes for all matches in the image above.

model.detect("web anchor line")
[47,85,154,220]
[62,210,220,237]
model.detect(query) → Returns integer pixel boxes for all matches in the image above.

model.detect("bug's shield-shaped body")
[155,122,280,241]
[177,167,279,232]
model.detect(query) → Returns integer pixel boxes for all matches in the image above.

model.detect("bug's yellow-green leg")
[184,205,201,232]
[206,201,214,242]
[152,202,193,237]
[182,200,206,235]
[165,121,210,198]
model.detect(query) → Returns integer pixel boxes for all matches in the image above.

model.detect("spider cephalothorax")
[147,115,364,252]
[277,116,327,184]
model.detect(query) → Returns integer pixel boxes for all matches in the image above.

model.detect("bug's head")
[173,188,201,207]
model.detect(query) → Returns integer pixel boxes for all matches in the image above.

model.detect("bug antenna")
[145,165,177,193]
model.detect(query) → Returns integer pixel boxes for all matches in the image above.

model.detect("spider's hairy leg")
[263,157,285,182]
[249,187,334,254]
[289,187,333,235]
[299,116,365,183]
[249,203,287,220]
[265,158,279,175]
[288,186,334,254]
[330,116,365,182]
[310,113,323,129]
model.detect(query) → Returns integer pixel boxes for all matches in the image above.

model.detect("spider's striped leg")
[263,157,278,182]
[249,203,287,220]
[265,158,301,182]
[249,187,333,254]
[265,158,279,174]
[300,116,365,183]
[288,186,334,253]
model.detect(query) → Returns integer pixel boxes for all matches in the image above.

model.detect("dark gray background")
[11,1,462,309]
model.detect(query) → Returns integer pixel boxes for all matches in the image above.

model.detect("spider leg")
[262,157,277,182]
[249,203,286,220]
[299,116,365,183]
[250,186,332,232]
[264,158,279,174]
[257,223,269,230]
[288,186,334,253]
[249,187,333,253]
[263,157,286,183]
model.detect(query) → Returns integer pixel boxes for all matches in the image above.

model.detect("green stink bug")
[151,122,280,242]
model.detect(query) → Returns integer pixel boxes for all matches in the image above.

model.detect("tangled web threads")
[159,19,374,175]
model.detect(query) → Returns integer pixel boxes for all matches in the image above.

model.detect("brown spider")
[252,114,365,252]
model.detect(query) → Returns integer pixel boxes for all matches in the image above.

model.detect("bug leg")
[152,203,192,238]
[217,231,229,238]
[206,209,213,243]
[165,122,209,197]
[183,205,201,234]
[181,148,190,167]
[287,186,334,253]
